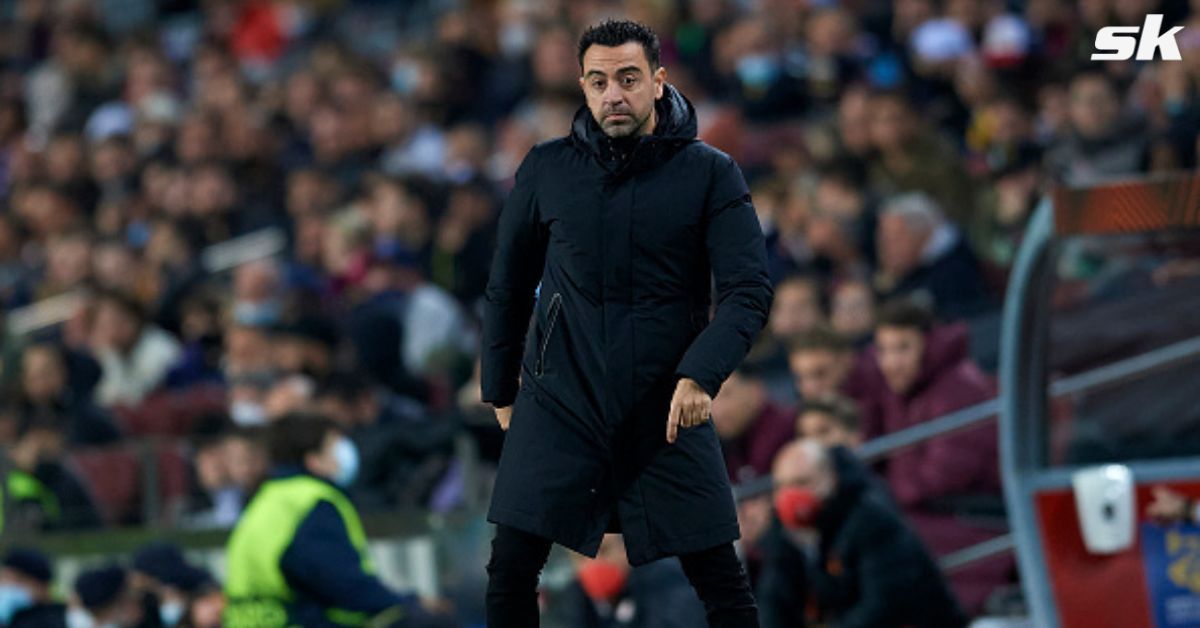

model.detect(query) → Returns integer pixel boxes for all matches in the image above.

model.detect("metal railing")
[732,332,1200,571]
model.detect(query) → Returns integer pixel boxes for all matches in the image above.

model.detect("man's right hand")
[495,405,513,431]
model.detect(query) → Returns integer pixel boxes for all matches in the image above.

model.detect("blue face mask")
[736,54,781,91]
[160,600,185,627]
[0,584,33,624]
[232,300,281,327]
[332,437,360,488]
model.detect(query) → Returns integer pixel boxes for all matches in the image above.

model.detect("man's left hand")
[667,377,711,444]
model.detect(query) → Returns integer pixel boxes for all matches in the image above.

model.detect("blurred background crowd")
[0,0,1196,625]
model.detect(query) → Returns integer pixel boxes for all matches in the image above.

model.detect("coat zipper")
[536,292,563,377]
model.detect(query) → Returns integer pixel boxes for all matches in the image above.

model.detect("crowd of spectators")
[0,0,1197,623]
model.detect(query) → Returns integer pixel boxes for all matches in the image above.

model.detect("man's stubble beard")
[601,108,653,138]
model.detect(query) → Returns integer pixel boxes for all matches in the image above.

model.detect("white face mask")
[230,400,268,426]
[160,600,185,626]
[66,607,95,628]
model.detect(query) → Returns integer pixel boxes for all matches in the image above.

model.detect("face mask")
[66,607,95,628]
[499,22,534,57]
[736,54,780,91]
[332,437,360,488]
[0,584,33,624]
[390,62,421,96]
[232,300,281,327]
[775,486,823,530]
[578,559,628,602]
[160,600,185,627]
[230,400,268,427]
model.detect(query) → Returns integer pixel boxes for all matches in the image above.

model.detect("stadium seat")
[67,446,143,526]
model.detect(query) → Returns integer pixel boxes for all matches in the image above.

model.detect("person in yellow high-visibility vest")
[224,412,452,628]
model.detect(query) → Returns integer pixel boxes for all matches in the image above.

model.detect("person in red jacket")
[870,299,1010,615]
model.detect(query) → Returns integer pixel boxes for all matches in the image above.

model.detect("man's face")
[875,326,925,394]
[869,97,912,153]
[769,281,823,340]
[1068,75,1119,139]
[22,346,66,403]
[831,282,875,339]
[877,213,927,279]
[789,349,852,401]
[773,446,834,502]
[0,567,46,603]
[579,42,665,138]
[799,410,860,448]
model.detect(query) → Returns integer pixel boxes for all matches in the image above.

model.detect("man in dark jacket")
[758,440,965,628]
[482,19,773,628]
[875,193,990,322]
[556,534,707,628]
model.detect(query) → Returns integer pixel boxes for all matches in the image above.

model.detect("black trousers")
[486,524,760,627]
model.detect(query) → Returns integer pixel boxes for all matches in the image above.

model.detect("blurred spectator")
[875,193,990,321]
[315,372,457,511]
[711,366,795,486]
[969,142,1044,274]
[1045,69,1149,185]
[267,317,338,380]
[0,547,68,628]
[766,275,825,345]
[130,542,218,628]
[829,278,876,345]
[758,439,965,628]
[3,417,101,531]
[71,564,146,628]
[750,274,826,385]
[231,259,285,329]
[182,430,266,530]
[787,325,883,439]
[870,300,1007,613]
[15,342,120,445]
[88,289,183,408]
[866,90,976,226]
[345,249,474,399]
[797,396,863,449]
[807,158,877,283]
[557,534,707,628]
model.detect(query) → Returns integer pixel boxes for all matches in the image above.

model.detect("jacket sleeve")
[675,155,774,397]
[481,147,548,407]
[280,501,414,615]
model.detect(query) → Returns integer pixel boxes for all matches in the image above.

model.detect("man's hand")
[667,378,711,444]
[494,405,513,431]
[1149,486,1191,523]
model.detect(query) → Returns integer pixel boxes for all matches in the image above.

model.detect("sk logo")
[1093,14,1185,61]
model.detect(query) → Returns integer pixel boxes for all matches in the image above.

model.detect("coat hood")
[570,83,698,175]
[910,321,971,397]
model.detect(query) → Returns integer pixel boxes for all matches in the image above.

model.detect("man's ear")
[654,66,667,99]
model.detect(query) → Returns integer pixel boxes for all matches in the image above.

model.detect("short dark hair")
[789,325,854,356]
[800,395,861,433]
[875,299,934,334]
[267,412,339,468]
[94,288,147,325]
[578,19,660,70]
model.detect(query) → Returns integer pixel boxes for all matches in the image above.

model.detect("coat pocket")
[535,292,563,377]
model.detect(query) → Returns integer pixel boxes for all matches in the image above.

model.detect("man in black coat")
[481,19,773,628]
[758,440,965,628]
